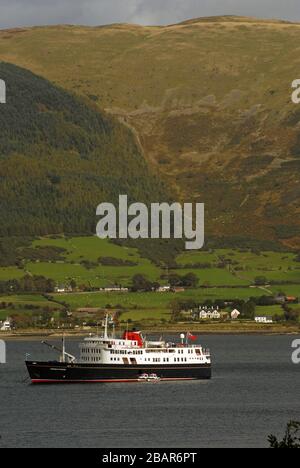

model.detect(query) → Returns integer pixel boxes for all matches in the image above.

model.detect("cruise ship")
[26,316,211,383]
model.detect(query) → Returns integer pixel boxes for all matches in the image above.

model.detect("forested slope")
[0,63,167,237]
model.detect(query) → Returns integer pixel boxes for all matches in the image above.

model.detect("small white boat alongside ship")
[138,373,161,382]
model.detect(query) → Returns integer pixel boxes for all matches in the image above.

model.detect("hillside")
[0,62,167,237]
[0,17,300,246]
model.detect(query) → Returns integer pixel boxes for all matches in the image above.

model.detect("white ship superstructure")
[79,316,210,366]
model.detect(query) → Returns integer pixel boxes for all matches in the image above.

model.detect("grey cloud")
[0,0,299,29]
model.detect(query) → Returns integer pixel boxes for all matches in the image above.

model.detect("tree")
[241,300,256,319]
[284,307,300,323]
[268,421,300,448]
[254,276,268,286]
[170,300,182,323]
[182,273,198,288]
[131,274,153,292]
[168,274,182,287]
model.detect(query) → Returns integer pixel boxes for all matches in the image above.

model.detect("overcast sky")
[0,0,299,29]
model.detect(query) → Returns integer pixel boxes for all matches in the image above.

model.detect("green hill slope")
[0,62,167,237]
[1,17,299,246]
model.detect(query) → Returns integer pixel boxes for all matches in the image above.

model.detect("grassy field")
[0,238,299,326]
[0,294,63,308]
[30,237,162,286]
[255,305,285,317]
[0,267,26,280]
[52,286,268,310]
[173,268,250,286]
[0,236,162,287]
[26,261,161,288]
[33,237,142,263]
[2,237,299,289]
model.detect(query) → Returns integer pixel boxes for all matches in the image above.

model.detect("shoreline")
[1,323,299,340]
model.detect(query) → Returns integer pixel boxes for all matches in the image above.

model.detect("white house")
[199,309,221,320]
[231,309,241,320]
[210,310,221,319]
[55,284,67,293]
[255,316,273,324]
[157,285,171,293]
[0,319,12,331]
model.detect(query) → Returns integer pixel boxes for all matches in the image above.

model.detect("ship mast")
[104,314,109,339]
[62,334,65,362]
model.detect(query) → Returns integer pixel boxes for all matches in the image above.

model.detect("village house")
[231,309,241,320]
[157,285,171,293]
[55,284,73,293]
[198,308,221,320]
[0,318,12,331]
[255,316,273,324]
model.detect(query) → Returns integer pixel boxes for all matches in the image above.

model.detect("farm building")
[172,287,185,293]
[285,296,297,303]
[77,308,103,314]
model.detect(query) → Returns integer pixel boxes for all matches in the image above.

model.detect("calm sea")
[0,335,299,448]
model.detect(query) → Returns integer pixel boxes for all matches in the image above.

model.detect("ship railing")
[174,344,206,349]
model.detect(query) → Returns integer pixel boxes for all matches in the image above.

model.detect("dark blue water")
[0,335,299,448]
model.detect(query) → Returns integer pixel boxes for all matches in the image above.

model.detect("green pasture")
[33,236,142,263]
[53,286,266,311]
[172,268,250,286]
[120,309,171,322]
[0,294,63,309]
[0,267,25,280]
[25,261,160,287]
[255,305,284,317]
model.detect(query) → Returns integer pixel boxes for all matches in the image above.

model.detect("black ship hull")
[26,361,211,384]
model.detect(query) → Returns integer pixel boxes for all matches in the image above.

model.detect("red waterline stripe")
[32,379,138,383]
